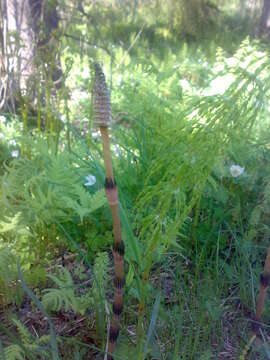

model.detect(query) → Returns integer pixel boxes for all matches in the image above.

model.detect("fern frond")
[47,267,74,289]
[12,319,32,346]
[42,268,77,313]
[4,344,24,360]
[92,252,109,340]
[3,320,52,360]
[42,267,89,314]
[92,252,109,300]
[88,189,106,213]
[0,138,105,228]
[0,247,17,284]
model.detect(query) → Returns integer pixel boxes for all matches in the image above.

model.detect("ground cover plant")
[1,0,270,359]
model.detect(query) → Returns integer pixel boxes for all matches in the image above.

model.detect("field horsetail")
[94,63,125,359]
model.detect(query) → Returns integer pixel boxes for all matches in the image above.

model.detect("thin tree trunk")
[0,0,61,113]
[259,0,270,35]
[0,0,35,110]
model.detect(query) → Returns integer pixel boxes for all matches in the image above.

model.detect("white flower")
[92,131,100,140]
[230,164,245,178]
[60,114,66,123]
[84,174,96,187]
[9,139,16,146]
[11,150,19,158]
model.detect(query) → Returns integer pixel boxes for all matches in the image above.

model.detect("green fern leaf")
[42,268,82,313]
[12,319,32,345]
[88,189,106,213]
[4,345,24,360]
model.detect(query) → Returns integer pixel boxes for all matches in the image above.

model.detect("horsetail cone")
[93,64,125,359]
[94,63,111,127]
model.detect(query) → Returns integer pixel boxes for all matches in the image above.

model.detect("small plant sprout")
[94,63,125,360]
[84,174,96,187]
[230,164,245,177]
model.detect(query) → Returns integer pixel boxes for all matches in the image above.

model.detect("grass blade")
[0,339,6,360]
[143,292,161,359]
[119,201,142,266]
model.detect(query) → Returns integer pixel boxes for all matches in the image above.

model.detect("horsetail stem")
[94,63,125,359]
[255,244,270,322]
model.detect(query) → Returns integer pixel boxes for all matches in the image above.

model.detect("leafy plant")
[0,137,106,262]
[3,319,52,360]
[42,252,109,344]
[42,267,87,314]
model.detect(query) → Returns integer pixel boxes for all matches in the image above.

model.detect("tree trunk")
[259,0,270,36]
[0,0,60,113]
[0,0,34,110]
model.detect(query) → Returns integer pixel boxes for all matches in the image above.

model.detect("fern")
[0,247,46,306]
[0,247,17,283]
[246,175,270,242]
[92,252,109,341]
[0,138,106,227]
[4,344,25,360]
[128,42,270,275]
[0,138,107,264]
[0,248,23,306]
[42,267,84,314]
[41,254,109,342]
[12,319,32,346]
[3,319,52,360]
[92,252,109,301]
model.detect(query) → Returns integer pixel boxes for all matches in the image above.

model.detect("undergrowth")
[1,24,270,360]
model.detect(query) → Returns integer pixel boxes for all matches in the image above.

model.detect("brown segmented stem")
[255,244,270,322]
[114,259,124,278]
[100,127,114,180]
[94,64,124,360]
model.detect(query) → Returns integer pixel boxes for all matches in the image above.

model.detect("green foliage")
[42,252,109,339]
[0,247,17,284]
[0,247,46,306]
[1,2,270,358]
[92,252,109,342]
[42,267,85,314]
[165,0,219,38]
[0,247,23,306]
[1,138,105,225]
[113,39,270,275]
[0,136,106,263]
[4,319,51,360]
[4,344,24,360]
[0,116,22,175]
[105,37,270,357]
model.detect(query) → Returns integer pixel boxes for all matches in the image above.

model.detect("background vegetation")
[1,0,270,359]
